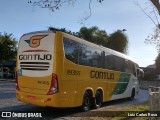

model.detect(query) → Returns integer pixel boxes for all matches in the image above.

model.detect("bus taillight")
[47,73,58,95]
[16,71,20,91]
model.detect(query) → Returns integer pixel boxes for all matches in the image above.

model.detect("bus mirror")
[137,68,144,79]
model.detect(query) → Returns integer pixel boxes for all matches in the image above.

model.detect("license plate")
[28,95,36,100]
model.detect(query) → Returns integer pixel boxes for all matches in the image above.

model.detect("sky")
[0,0,158,67]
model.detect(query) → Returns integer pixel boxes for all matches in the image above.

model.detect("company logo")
[90,70,114,80]
[1,112,11,117]
[25,35,48,48]
[19,54,52,60]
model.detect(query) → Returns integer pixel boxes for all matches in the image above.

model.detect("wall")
[140,80,160,90]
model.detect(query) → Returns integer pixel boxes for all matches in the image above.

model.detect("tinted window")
[114,56,125,72]
[78,43,92,66]
[104,53,125,72]
[79,46,102,68]
[63,37,135,74]
[63,38,79,64]
[125,60,136,74]
[63,38,103,68]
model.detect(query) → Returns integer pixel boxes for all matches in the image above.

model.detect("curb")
[0,79,15,82]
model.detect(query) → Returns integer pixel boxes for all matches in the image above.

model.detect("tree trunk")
[151,0,160,15]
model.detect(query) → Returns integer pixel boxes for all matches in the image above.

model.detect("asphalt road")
[0,80,149,120]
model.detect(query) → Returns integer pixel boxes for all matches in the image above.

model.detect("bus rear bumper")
[16,90,60,107]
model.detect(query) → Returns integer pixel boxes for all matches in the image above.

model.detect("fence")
[148,86,160,120]
[140,81,160,120]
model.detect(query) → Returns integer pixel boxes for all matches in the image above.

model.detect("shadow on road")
[0,104,84,119]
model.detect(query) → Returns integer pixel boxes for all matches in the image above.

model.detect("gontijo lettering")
[19,54,52,60]
[90,70,114,80]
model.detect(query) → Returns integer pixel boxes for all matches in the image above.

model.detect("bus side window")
[78,43,92,66]
[113,56,125,72]
[92,50,101,68]
[125,60,136,75]
[104,52,125,72]
[104,53,115,70]
[78,43,103,68]
[63,38,79,64]
[101,51,105,69]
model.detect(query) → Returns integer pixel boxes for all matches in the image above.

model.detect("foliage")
[0,33,17,64]
[143,70,156,81]
[78,27,128,54]
[155,53,160,69]
[49,27,79,37]
[145,26,160,52]
[49,26,128,54]
[28,0,76,12]
[150,0,160,15]
[28,0,104,12]
[137,1,160,53]
[28,0,104,23]
[78,26,108,47]
[107,30,128,54]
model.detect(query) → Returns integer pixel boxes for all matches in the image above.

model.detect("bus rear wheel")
[94,90,103,109]
[82,92,92,111]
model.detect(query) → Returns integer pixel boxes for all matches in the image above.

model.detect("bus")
[16,29,144,111]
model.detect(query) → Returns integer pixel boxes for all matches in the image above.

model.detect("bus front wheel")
[129,88,135,100]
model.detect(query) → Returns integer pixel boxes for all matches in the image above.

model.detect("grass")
[78,102,150,120]
[111,103,149,120]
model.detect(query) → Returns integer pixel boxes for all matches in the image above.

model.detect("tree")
[150,0,160,15]
[0,33,17,77]
[49,27,79,37]
[27,0,160,51]
[50,26,128,54]
[107,30,128,54]
[27,0,104,23]
[155,53,160,70]
[0,33,17,63]
[135,1,160,52]
[27,0,104,11]
[137,0,160,68]
[137,1,160,52]
[78,26,108,47]
[79,27,128,54]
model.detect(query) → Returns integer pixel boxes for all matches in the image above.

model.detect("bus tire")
[129,88,135,100]
[82,92,92,111]
[94,90,103,109]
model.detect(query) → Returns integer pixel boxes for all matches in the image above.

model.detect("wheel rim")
[95,94,102,107]
[83,95,91,110]
[84,97,89,109]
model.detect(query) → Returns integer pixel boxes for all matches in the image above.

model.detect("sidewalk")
[0,79,15,82]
